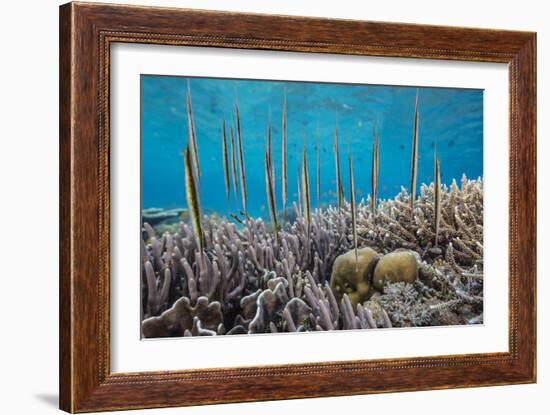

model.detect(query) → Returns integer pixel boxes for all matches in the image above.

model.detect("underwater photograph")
[140,75,484,338]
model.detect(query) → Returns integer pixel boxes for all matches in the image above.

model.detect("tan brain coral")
[372,249,418,291]
[330,247,379,308]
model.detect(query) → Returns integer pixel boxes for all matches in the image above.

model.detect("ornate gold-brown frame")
[59,2,536,412]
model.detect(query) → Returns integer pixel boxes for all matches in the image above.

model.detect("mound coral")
[330,247,379,308]
[372,249,419,291]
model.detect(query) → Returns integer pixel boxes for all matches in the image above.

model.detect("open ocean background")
[141,75,483,219]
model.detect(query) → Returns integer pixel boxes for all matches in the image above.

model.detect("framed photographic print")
[59,2,536,412]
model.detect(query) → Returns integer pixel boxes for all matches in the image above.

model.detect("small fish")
[229,125,239,203]
[229,213,244,225]
[281,90,288,224]
[349,155,358,270]
[235,96,247,216]
[334,117,343,209]
[183,146,204,252]
[221,118,231,202]
[296,164,302,216]
[315,128,321,206]
[267,116,275,192]
[265,149,279,243]
[186,81,201,182]
[302,141,311,226]
[434,145,441,248]
[371,133,380,214]
[410,89,420,216]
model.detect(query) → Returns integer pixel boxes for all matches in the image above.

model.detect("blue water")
[141,75,483,219]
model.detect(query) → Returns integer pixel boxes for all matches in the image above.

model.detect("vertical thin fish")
[315,128,321,207]
[235,96,247,216]
[296,164,302,217]
[265,149,279,243]
[410,89,420,216]
[302,142,311,226]
[267,116,275,192]
[349,155,358,270]
[229,125,239,203]
[434,145,441,248]
[183,146,204,252]
[281,90,288,224]
[334,118,343,209]
[221,118,230,202]
[371,133,380,214]
[186,81,201,181]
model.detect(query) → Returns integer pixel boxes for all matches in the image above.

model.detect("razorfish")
[371,134,380,214]
[186,81,201,182]
[281,90,288,224]
[302,142,311,226]
[229,125,239,203]
[434,145,441,247]
[349,155,358,270]
[334,119,343,209]
[316,128,321,206]
[235,96,248,216]
[409,90,420,216]
[221,118,230,201]
[183,145,204,253]
[264,148,279,243]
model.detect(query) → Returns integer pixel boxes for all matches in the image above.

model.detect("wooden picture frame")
[59,2,536,412]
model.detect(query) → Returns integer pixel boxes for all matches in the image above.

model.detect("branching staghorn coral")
[357,175,483,268]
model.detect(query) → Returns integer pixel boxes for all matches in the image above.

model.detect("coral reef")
[141,175,483,337]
